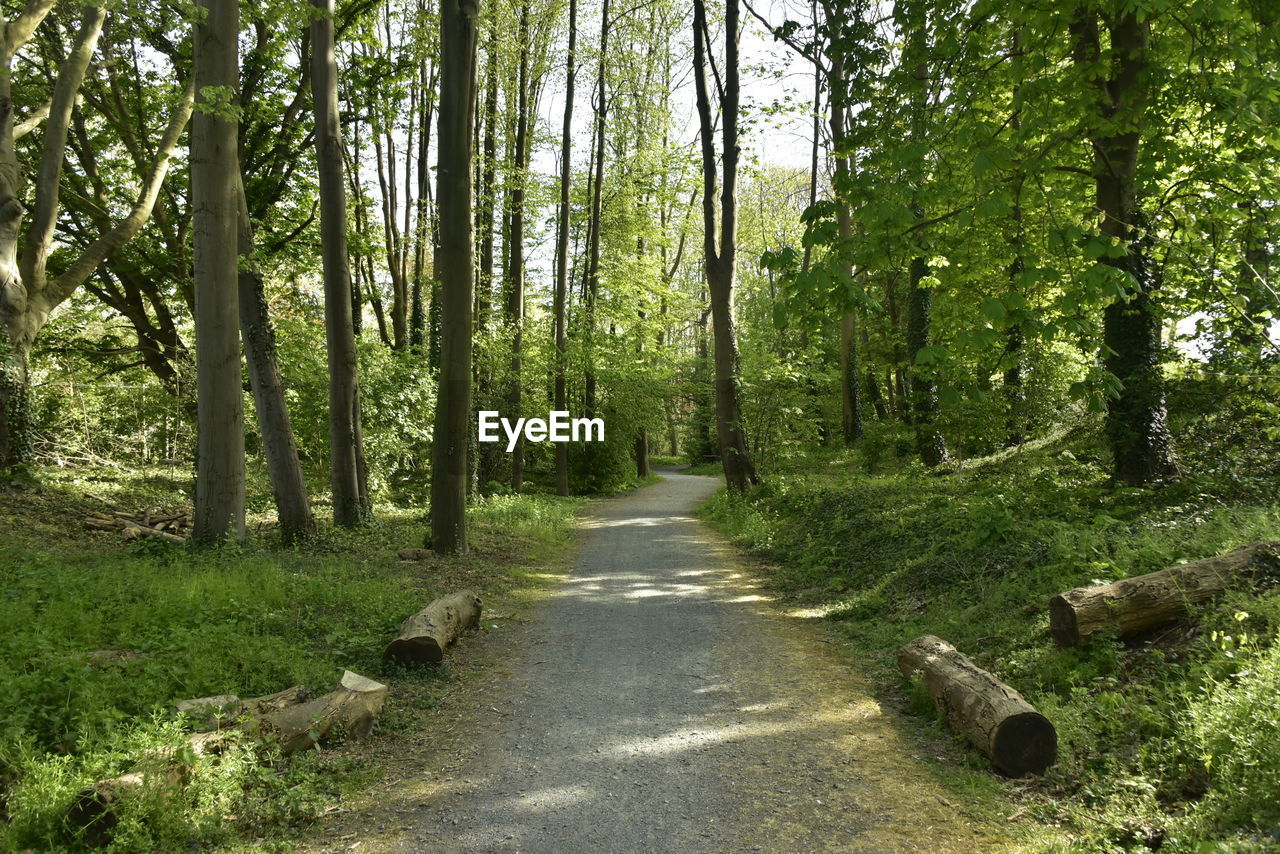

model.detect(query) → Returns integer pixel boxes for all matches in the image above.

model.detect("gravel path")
[321,469,1007,853]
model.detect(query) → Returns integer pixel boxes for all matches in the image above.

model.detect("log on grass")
[68,731,228,845]
[253,671,387,755]
[383,590,482,665]
[1049,541,1280,647]
[896,635,1056,777]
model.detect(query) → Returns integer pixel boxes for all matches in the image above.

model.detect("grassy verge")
[0,466,585,853]
[698,411,1280,852]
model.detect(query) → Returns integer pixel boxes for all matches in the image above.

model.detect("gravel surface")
[309,469,1009,853]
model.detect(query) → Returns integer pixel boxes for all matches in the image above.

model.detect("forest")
[1,0,1278,850]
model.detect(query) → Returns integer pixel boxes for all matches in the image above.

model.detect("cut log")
[1049,541,1280,647]
[896,635,1056,777]
[254,671,387,755]
[176,694,242,731]
[68,731,228,845]
[383,590,482,665]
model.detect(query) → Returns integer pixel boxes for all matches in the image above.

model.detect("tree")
[0,2,192,475]
[191,0,245,543]
[430,0,479,554]
[236,172,315,544]
[1069,3,1177,486]
[551,0,577,497]
[692,0,758,492]
[313,0,372,526]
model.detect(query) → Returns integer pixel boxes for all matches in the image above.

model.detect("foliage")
[0,470,583,851]
[699,387,1280,849]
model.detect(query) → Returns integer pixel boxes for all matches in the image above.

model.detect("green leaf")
[980,297,1007,323]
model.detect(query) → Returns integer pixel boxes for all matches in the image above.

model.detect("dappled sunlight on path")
[302,469,1013,853]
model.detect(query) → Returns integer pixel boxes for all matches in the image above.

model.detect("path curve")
[327,469,1008,853]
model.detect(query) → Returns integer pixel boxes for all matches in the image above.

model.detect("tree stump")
[1049,541,1280,647]
[383,590,482,665]
[254,670,387,755]
[896,635,1056,777]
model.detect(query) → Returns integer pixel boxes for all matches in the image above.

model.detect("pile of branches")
[83,505,191,543]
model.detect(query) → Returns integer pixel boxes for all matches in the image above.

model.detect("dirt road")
[316,469,1010,853]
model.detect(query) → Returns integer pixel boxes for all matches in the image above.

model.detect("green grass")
[0,470,585,853]
[698,408,1280,852]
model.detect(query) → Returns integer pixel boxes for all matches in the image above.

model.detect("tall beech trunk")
[1071,7,1176,486]
[823,2,863,445]
[192,0,244,543]
[903,5,947,467]
[692,0,757,492]
[506,0,531,492]
[907,256,947,465]
[552,0,577,497]
[583,0,610,422]
[313,0,371,526]
[1003,30,1026,447]
[430,0,479,554]
[1,3,190,474]
[235,174,314,545]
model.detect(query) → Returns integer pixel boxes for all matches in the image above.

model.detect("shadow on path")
[307,469,1011,853]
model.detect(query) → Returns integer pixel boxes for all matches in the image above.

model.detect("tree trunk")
[840,313,864,443]
[693,0,757,492]
[1071,7,1177,486]
[583,0,610,423]
[430,0,479,554]
[235,175,315,545]
[822,15,863,445]
[1050,541,1280,647]
[902,6,947,468]
[506,0,531,493]
[907,257,947,466]
[383,590,482,665]
[313,0,371,527]
[552,0,577,498]
[191,0,245,543]
[897,635,1056,777]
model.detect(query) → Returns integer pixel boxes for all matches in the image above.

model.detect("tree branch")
[46,77,195,309]
[20,5,105,299]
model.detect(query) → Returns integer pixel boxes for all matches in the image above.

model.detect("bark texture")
[313,0,371,527]
[191,0,244,543]
[552,0,577,497]
[384,590,483,665]
[1070,6,1177,486]
[430,0,480,553]
[1050,541,1280,647]
[692,0,758,492]
[235,174,314,544]
[897,635,1056,777]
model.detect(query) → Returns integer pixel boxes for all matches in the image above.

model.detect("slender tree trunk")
[1071,7,1177,485]
[313,0,371,526]
[693,0,757,491]
[552,0,577,497]
[903,5,947,467]
[506,0,531,492]
[192,0,245,542]
[235,174,315,544]
[583,0,610,423]
[430,0,479,553]
[824,19,863,445]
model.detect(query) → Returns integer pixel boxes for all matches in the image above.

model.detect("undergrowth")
[699,378,1280,853]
